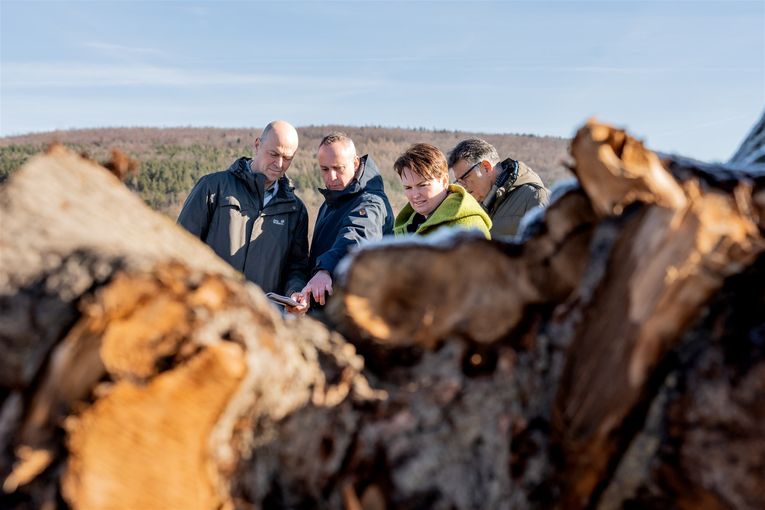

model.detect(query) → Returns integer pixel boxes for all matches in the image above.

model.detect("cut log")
[597,253,765,509]
[0,144,235,390]
[329,119,765,509]
[551,125,763,508]
[1,118,764,510]
[328,186,597,348]
[0,148,373,509]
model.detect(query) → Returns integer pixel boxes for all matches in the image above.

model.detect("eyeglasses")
[454,160,482,185]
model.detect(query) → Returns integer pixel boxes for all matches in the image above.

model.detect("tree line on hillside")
[0,126,572,219]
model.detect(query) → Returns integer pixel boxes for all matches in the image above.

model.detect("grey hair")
[447,139,499,168]
[318,131,356,155]
[259,121,275,142]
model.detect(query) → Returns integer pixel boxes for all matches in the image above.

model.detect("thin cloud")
[488,64,761,74]
[81,42,166,58]
[1,62,386,89]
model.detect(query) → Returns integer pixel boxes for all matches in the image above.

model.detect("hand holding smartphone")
[265,292,301,308]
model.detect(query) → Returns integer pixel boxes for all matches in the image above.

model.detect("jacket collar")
[481,158,519,211]
[227,157,298,208]
[395,184,491,235]
[228,157,265,203]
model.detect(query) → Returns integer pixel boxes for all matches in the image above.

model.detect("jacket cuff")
[314,255,339,278]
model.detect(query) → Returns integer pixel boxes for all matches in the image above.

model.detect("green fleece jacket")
[394,184,492,239]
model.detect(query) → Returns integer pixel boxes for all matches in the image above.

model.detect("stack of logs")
[1,119,763,509]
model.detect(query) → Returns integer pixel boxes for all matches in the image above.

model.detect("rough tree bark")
[730,109,765,167]
[0,119,763,510]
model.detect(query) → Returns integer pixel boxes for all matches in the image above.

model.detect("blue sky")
[1,0,763,162]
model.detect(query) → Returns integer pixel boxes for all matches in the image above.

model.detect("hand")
[302,270,333,306]
[285,292,309,315]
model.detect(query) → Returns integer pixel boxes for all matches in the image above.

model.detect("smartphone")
[265,292,301,308]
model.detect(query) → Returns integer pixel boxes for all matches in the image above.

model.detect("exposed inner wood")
[1,117,763,509]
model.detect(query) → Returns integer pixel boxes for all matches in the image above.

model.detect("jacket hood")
[319,154,386,203]
[483,159,545,211]
[227,157,296,201]
[497,158,544,191]
[432,184,492,228]
[511,160,545,189]
[395,184,492,235]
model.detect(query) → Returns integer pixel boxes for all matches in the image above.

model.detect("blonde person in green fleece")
[393,143,491,238]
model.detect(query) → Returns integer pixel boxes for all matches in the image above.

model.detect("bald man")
[178,120,309,296]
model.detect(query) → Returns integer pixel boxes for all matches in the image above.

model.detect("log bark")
[730,109,765,167]
[1,120,763,510]
[329,119,765,509]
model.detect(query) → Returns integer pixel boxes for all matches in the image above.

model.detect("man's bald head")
[260,120,298,146]
[252,120,299,187]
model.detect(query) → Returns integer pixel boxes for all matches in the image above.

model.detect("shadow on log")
[1,117,763,509]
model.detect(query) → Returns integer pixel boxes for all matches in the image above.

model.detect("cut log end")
[2,118,764,509]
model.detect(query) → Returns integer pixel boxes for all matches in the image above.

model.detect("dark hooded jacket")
[483,158,550,238]
[177,157,309,295]
[309,155,394,277]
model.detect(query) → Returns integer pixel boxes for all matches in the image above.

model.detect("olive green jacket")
[483,159,549,238]
[394,184,491,239]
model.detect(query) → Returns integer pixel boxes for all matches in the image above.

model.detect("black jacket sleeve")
[314,194,386,277]
[177,176,215,240]
[282,202,310,295]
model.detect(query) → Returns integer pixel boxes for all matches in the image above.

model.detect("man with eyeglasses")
[448,138,549,238]
[178,120,309,296]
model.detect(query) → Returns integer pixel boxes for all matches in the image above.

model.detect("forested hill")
[0,126,571,219]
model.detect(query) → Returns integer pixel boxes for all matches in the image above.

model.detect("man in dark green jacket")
[290,132,393,312]
[448,139,550,238]
[177,120,309,296]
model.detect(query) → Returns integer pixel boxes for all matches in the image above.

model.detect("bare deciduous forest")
[0,126,571,224]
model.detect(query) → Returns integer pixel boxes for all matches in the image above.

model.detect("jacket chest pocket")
[219,195,253,218]
[214,195,255,237]
[256,213,291,255]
